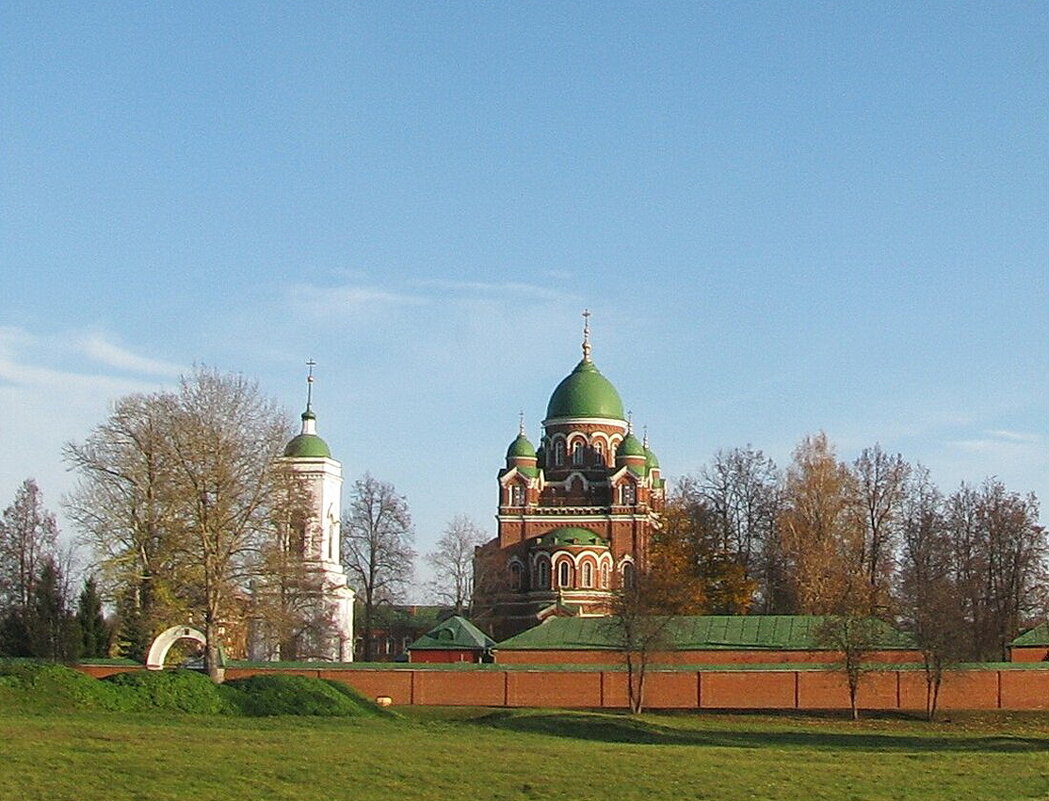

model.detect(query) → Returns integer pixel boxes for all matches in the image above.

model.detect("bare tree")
[897,466,964,721]
[943,480,1047,661]
[852,445,910,615]
[341,474,415,661]
[162,368,293,680]
[427,515,488,614]
[692,446,782,611]
[0,479,59,611]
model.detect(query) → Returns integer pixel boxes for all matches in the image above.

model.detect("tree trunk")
[204,617,224,683]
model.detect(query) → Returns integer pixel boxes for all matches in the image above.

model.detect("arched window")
[510,484,525,506]
[554,440,565,466]
[593,441,604,466]
[509,562,522,590]
[572,440,585,466]
[582,562,593,588]
[558,560,572,588]
[536,559,550,589]
[622,562,636,589]
[620,483,636,505]
[600,563,610,588]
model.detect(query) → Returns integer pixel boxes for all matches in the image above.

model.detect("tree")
[605,502,710,714]
[695,446,782,611]
[66,368,296,681]
[341,474,415,661]
[778,433,865,615]
[662,490,754,614]
[815,614,881,720]
[25,557,80,662]
[943,480,1047,661]
[76,576,111,659]
[427,515,488,614]
[64,393,189,657]
[0,479,59,611]
[852,445,910,615]
[249,495,334,662]
[896,467,964,720]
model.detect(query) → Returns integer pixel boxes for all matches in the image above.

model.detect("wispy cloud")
[409,278,570,302]
[947,430,1046,464]
[0,327,178,393]
[79,334,184,377]
[288,283,428,318]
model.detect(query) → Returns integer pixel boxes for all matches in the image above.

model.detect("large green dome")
[545,359,625,421]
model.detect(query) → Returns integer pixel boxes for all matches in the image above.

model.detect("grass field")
[3,705,1049,801]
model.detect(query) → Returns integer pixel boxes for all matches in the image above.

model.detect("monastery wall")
[75,663,1049,711]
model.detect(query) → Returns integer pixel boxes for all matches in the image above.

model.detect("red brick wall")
[72,664,1049,712]
[1010,647,1049,663]
[409,650,480,664]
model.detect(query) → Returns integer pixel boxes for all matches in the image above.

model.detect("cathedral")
[474,314,665,639]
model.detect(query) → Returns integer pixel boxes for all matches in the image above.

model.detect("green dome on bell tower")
[283,360,333,460]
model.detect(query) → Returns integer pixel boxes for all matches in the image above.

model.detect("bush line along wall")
[75,664,1049,711]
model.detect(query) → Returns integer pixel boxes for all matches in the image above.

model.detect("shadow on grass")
[472,710,1049,753]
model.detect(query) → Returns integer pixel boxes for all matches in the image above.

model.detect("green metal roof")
[533,526,609,548]
[506,433,537,460]
[495,615,916,651]
[283,433,332,458]
[408,615,496,651]
[545,359,625,421]
[1011,621,1049,646]
[645,446,660,470]
[617,432,646,458]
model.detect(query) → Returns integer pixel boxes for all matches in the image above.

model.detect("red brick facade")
[473,330,665,639]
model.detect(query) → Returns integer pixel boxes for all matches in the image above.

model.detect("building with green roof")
[494,615,921,666]
[476,313,665,640]
[407,615,496,663]
[1010,621,1049,662]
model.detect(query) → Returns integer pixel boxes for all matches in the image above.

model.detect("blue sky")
[2,3,1046,588]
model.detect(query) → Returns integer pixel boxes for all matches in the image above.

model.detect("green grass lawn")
[2,706,1048,801]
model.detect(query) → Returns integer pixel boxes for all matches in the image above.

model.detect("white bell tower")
[279,360,355,661]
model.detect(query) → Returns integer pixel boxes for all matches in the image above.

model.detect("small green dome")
[617,432,646,458]
[507,433,537,460]
[645,446,660,470]
[546,359,625,421]
[284,433,331,459]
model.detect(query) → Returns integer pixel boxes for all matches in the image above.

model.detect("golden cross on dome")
[581,309,592,362]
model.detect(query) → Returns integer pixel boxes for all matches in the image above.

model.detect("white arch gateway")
[145,625,207,670]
